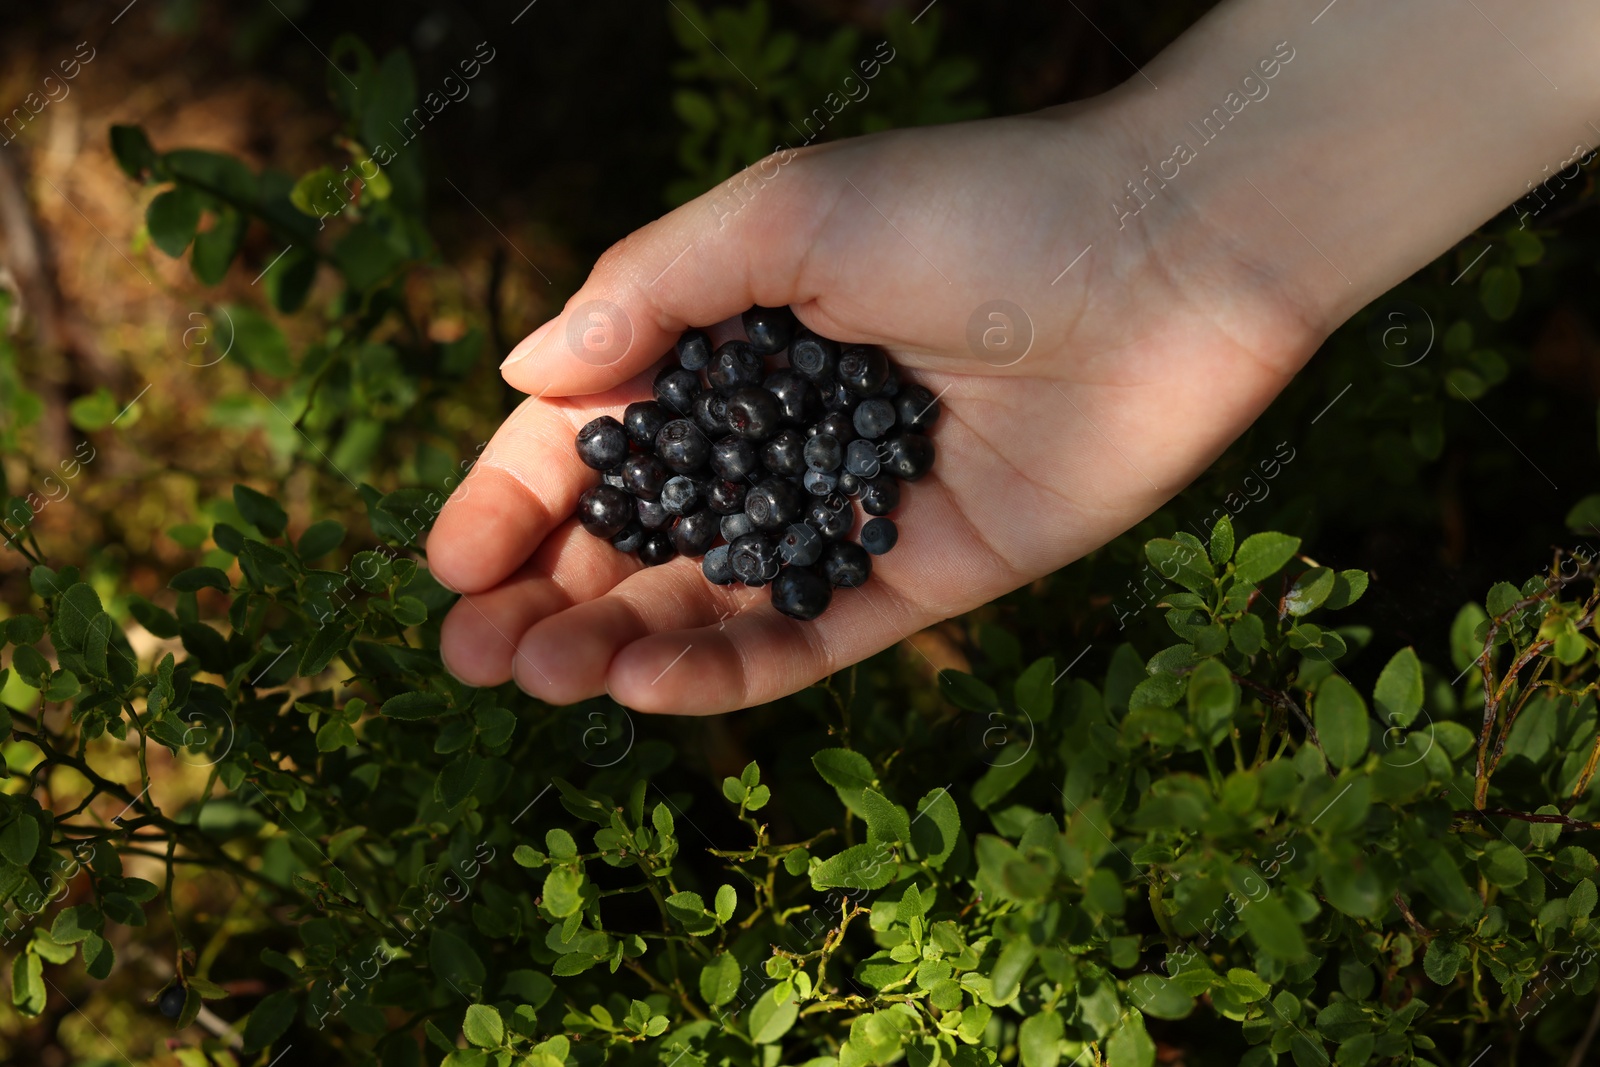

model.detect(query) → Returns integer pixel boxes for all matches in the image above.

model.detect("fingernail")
[501,318,557,369]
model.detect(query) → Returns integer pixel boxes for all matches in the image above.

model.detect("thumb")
[500,149,829,397]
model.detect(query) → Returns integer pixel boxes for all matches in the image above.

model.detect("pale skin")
[428,0,1600,714]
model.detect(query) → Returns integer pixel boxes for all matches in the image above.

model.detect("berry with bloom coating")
[672,509,719,556]
[654,365,701,414]
[677,328,712,371]
[822,541,872,587]
[638,530,677,566]
[624,401,671,449]
[660,475,701,515]
[771,565,832,620]
[788,330,839,383]
[702,544,735,584]
[729,533,779,587]
[861,517,898,555]
[656,419,711,474]
[576,416,629,470]
[578,485,633,538]
[853,397,897,440]
[620,454,669,500]
[610,521,646,553]
[708,340,764,395]
[742,304,797,355]
[778,523,824,567]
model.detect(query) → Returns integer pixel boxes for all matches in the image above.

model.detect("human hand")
[427,95,1321,714]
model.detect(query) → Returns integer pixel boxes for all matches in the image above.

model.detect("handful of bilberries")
[572,306,938,621]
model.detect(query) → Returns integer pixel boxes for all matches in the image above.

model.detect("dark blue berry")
[771,565,832,620]
[853,398,897,440]
[762,429,807,476]
[725,387,782,441]
[822,541,872,587]
[730,533,779,587]
[895,383,940,431]
[788,330,839,383]
[624,401,671,449]
[692,390,730,437]
[880,434,935,481]
[809,500,853,541]
[745,478,804,530]
[702,544,735,585]
[610,521,646,553]
[742,305,797,356]
[672,509,719,556]
[804,469,839,496]
[656,419,711,474]
[578,485,633,538]
[837,344,889,396]
[804,433,842,472]
[861,517,898,555]
[813,410,857,445]
[677,328,712,371]
[576,416,629,470]
[879,374,900,398]
[654,365,701,414]
[778,523,824,567]
[764,369,820,426]
[660,475,701,516]
[837,471,862,496]
[637,497,671,530]
[158,985,186,1019]
[708,340,764,395]
[706,479,745,515]
[638,530,677,566]
[721,512,756,542]
[859,474,900,516]
[711,436,761,482]
[821,378,857,412]
[603,467,626,489]
[620,454,669,500]
[845,439,882,478]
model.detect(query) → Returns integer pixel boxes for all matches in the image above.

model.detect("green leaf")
[1314,677,1370,770]
[0,817,39,865]
[1324,569,1369,610]
[1145,538,1212,594]
[463,1004,504,1048]
[147,186,202,256]
[860,788,911,845]
[1423,937,1466,985]
[110,124,159,180]
[812,748,875,814]
[1570,879,1598,919]
[1232,532,1301,585]
[1209,514,1235,565]
[748,988,798,1044]
[714,884,737,924]
[1019,1010,1064,1067]
[1478,264,1521,321]
[1230,614,1265,656]
[911,787,960,870]
[233,484,288,538]
[1127,974,1195,1020]
[810,843,898,891]
[68,388,119,432]
[429,928,486,991]
[1479,840,1529,887]
[169,566,230,593]
[1241,894,1308,961]
[542,868,584,918]
[1283,567,1335,616]
[971,745,1037,809]
[700,953,741,1007]
[1373,647,1423,727]
[382,692,449,719]
[1106,1009,1155,1067]
[192,208,246,285]
[241,989,297,1053]
[436,754,483,809]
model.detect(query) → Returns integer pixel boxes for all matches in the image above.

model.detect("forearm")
[1114,0,1600,336]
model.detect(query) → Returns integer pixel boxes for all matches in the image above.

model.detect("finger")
[499,148,832,397]
[438,519,641,687]
[607,563,937,716]
[510,558,765,705]
[427,375,646,595]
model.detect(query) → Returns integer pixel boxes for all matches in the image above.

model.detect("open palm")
[428,101,1322,714]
